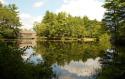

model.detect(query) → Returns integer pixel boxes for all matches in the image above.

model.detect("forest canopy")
[33,11,106,40]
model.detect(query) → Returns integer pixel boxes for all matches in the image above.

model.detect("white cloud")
[33,1,44,8]
[19,13,42,29]
[20,13,32,19]
[0,0,5,4]
[56,0,105,21]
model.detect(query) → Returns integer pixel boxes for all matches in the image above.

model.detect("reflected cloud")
[21,47,43,64]
[52,57,101,79]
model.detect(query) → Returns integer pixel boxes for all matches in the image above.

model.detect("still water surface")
[21,40,111,79]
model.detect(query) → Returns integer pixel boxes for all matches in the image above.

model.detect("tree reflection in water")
[34,41,111,79]
[0,41,54,79]
[0,39,111,79]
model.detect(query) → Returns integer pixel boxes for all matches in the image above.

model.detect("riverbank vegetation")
[102,0,125,45]
[97,0,125,79]
[0,3,54,79]
[33,11,108,41]
[0,41,54,79]
[0,3,20,39]
[0,0,125,79]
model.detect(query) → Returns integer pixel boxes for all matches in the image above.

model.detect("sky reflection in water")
[22,47,43,64]
[22,47,101,79]
[52,57,101,79]
[20,39,110,79]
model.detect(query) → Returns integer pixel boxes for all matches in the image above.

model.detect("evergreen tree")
[103,0,125,42]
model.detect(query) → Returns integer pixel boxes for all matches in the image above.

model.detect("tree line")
[0,0,125,79]
[33,11,106,40]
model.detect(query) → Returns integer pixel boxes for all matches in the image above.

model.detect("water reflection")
[97,46,125,79]
[2,39,124,79]
[36,41,110,65]
[19,39,36,48]
[20,40,111,79]
[17,38,112,79]
[22,47,43,64]
[52,57,101,79]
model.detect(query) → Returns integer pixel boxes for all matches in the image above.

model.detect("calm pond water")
[20,39,111,79]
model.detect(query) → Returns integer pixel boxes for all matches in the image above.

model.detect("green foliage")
[0,4,54,79]
[99,33,111,50]
[0,42,25,79]
[34,11,104,39]
[97,46,125,79]
[0,4,21,39]
[98,1,125,78]
[0,41,54,79]
[36,41,110,66]
[103,0,125,41]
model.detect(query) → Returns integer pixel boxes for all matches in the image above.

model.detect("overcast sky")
[0,0,105,29]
